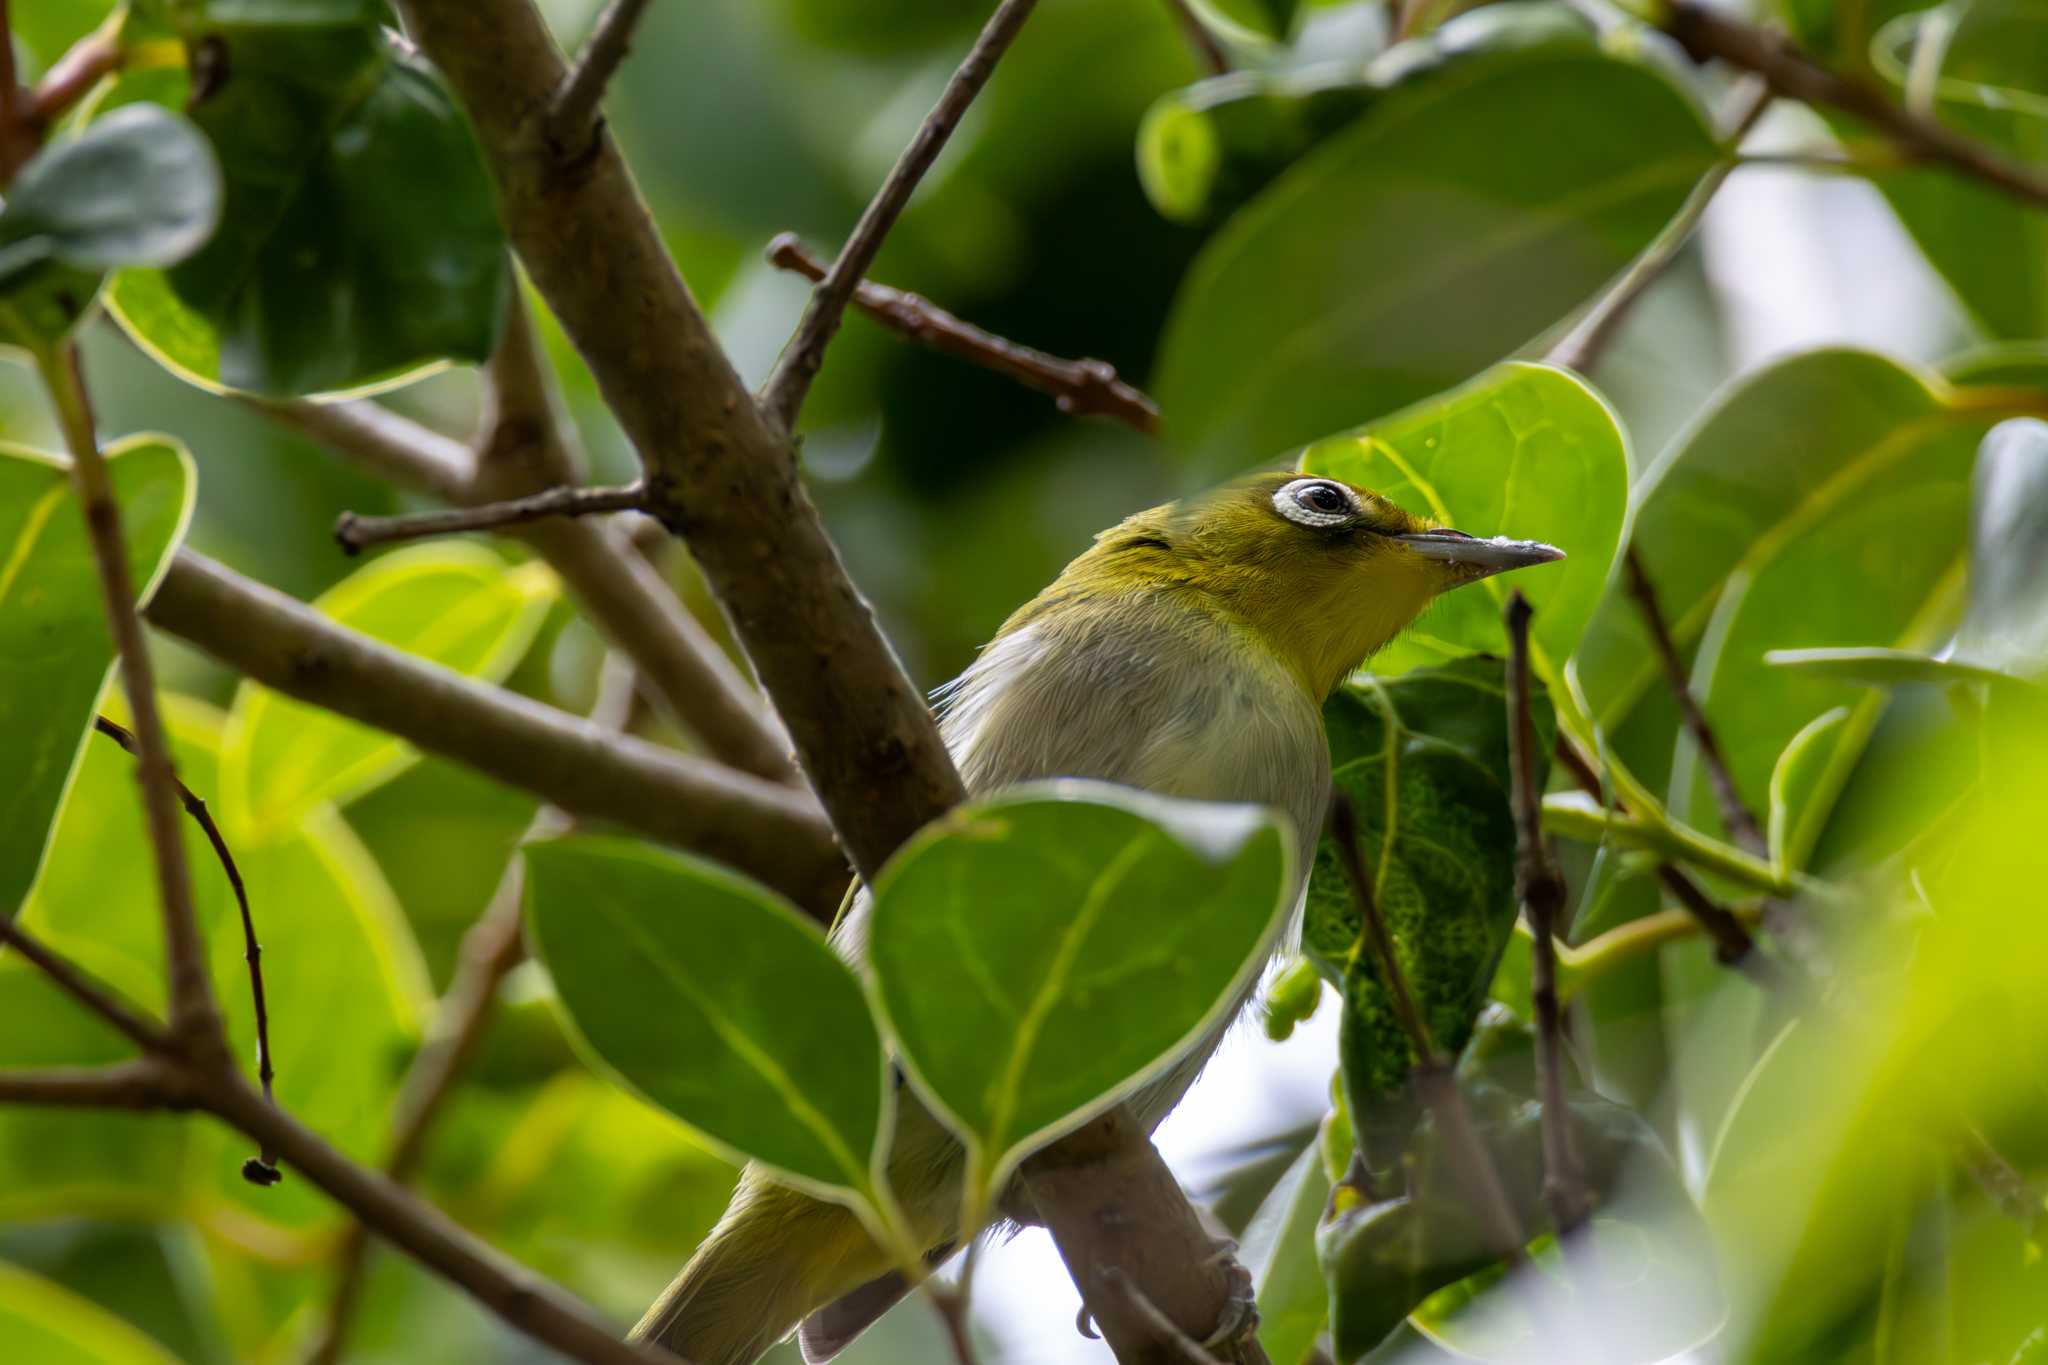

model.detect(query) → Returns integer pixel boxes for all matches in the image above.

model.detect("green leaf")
[867,781,1292,1204]
[1958,418,2048,677]
[524,835,888,1202]
[1301,363,1627,677]
[1248,1139,1334,1365]
[1187,0,1300,42]
[1763,647,2037,691]
[0,106,219,348]
[1153,46,1716,477]
[0,1261,180,1365]
[1867,0,2048,340]
[0,437,195,921]
[220,544,553,841]
[105,21,507,396]
[1305,656,1551,1163]
[17,695,428,1231]
[1573,349,2021,841]
[1766,706,1851,878]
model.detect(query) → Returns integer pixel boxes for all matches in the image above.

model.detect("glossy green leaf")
[1766,706,1851,879]
[1305,656,1550,1164]
[0,1262,180,1365]
[1764,647,2035,691]
[1301,363,1626,677]
[220,544,553,841]
[0,437,194,921]
[0,106,219,349]
[1574,349,2025,840]
[17,695,427,1231]
[1247,1139,1333,1365]
[1867,0,2048,340]
[1153,47,1716,477]
[868,781,1292,1201]
[523,835,887,1201]
[106,22,507,396]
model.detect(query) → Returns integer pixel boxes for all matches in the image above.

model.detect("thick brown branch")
[144,551,846,918]
[545,0,655,156]
[767,234,1160,435]
[759,0,1042,431]
[93,715,280,1182]
[1620,548,1766,855]
[1504,593,1587,1236]
[1662,0,2048,208]
[334,482,647,554]
[40,344,223,1053]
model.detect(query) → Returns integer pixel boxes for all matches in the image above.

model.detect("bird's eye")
[1273,477,1358,528]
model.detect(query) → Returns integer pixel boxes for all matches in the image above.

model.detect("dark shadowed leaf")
[0,438,193,921]
[524,836,887,1202]
[868,781,1292,1202]
[1153,47,1715,478]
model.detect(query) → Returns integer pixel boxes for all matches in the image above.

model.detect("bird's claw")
[1200,1244,1259,1350]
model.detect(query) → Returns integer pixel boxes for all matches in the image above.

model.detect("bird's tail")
[630,1174,891,1365]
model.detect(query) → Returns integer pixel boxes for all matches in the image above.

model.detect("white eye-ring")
[1274,477,1360,528]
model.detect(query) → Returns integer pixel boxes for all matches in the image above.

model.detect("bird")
[632,470,1563,1365]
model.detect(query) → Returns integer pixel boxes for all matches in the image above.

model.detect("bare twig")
[1620,547,1767,855]
[28,25,122,125]
[1504,593,1587,1237]
[1327,794,1529,1262]
[0,917,167,1054]
[145,551,846,918]
[767,234,1160,434]
[1547,80,1773,375]
[302,660,637,1365]
[0,1060,191,1110]
[334,482,647,554]
[1662,0,2048,209]
[1160,0,1230,74]
[928,1283,985,1365]
[38,343,223,1054]
[759,0,1042,431]
[91,715,279,1184]
[545,0,655,155]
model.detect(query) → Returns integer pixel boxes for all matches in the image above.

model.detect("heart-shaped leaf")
[523,836,889,1204]
[0,437,194,921]
[867,781,1292,1206]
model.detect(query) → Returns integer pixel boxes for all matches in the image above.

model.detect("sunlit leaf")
[0,1261,180,1365]
[1154,47,1715,478]
[523,835,887,1202]
[1302,363,1625,677]
[868,781,1292,1203]
[0,437,194,921]
[220,544,553,841]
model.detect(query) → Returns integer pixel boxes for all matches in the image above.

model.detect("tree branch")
[0,918,167,1055]
[38,342,223,1053]
[1620,548,1768,855]
[1160,0,1230,75]
[766,234,1160,434]
[144,550,846,918]
[1661,0,2048,208]
[249,394,475,501]
[92,715,280,1183]
[545,0,656,157]
[1504,593,1587,1237]
[28,24,122,125]
[1546,79,1773,376]
[758,0,1042,431]
[334,482,647,553]
[0,1059,192,1110]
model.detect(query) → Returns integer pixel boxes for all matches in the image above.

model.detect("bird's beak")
[1395,528,1565,578]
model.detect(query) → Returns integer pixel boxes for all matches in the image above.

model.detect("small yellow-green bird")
[634,471,1562,1364]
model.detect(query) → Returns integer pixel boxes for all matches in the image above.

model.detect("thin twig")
[92,715,279,1184]
[335,482,646,555]
[759,0,1042,431]
[0,918,167,1054]
[38,343,223,1052]
[928,1283,984,1365]
[1327,794,1529,1261]
[545,0,656,156]
[1620,547,1768,856]
[767,234,1160,434]
[29,25,122,124]
[0,1059,190,1109]
[301,659,637,1365]
[1504,593,1587,1237]
[1160,0,1230,74]
[1547,80,1773,375]
[1663,0,2048,209]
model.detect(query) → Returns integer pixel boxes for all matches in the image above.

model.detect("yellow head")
[1006,471,1564,699]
